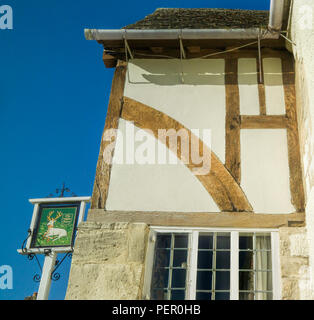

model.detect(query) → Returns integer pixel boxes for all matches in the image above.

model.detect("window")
[151,233,188,300]
[144,228,281,300]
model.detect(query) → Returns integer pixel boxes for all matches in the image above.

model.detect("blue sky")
[0,0,269,300]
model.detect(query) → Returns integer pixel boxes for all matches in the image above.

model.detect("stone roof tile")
[123,8,269,30]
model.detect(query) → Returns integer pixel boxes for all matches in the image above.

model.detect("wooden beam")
[99,38,286,51]
[281,54,305,213]
[106,48,288,61]
[225,58,241,183]
[240,115,288,129]
[256,58,267,115]
[102,50,117,68]
[150,47,164,54]
[186,46,201,53]
[122,96,253,212]
[90,60,127,209]
[87,210,305,229]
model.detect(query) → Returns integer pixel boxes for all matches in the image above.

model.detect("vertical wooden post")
[91,60,127,209]
[282,54,305,212]
[256,57,266,115]
[225,58,241,183]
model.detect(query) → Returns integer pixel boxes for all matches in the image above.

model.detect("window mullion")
[167,233,175,300]
[211,233,217,300]
[253,233,256,300]
[230,231,239,300]
[187,231,198,300]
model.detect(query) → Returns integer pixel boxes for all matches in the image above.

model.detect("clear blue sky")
[0,0,269,300]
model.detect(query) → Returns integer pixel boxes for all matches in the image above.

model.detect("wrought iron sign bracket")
[51,251,73,282]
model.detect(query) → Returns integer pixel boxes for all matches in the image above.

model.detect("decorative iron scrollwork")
[21,229,32,254]
[27,253,42,283]
[47,182,76,198]
[51,251,73,282]
[33,274,41,283]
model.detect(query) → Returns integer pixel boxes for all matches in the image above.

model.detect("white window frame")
[143,227,281,300]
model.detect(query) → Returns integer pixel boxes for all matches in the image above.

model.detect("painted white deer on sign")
[43,211,67,242]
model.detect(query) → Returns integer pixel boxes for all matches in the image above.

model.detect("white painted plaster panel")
[106,119,220,212]
[263,58,286,115]
[124,59,226,163]
[238,58,260,115]
[240,129,295,214]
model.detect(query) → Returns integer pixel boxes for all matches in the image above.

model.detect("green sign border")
[30,202,80,249]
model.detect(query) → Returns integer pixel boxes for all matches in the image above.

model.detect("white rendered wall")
[240,129,295,214]
[124,59,226,163]
[106,119,220,212]
[107,59,226,212]
[238,58,260,115]
[263,58,286,115]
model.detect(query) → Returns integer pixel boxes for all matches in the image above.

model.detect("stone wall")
[289,0,314,298]
[65,218,313,299]
[279,227,312,299]
[290,0,314,212]
[65,221,149,300]
[290,1,314,193]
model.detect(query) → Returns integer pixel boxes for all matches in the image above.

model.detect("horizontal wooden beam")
[103,47,287,60]
[102,51,117,68]
[87,210,305,229]
[150,47,164,54]
[240,115,288,129]
[187,46,201,53]
[99,38,286,51]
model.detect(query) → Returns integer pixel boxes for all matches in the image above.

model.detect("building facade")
[66,0,314,300]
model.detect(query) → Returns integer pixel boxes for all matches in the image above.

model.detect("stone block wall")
[65,220,313,299]
[65,221,149,300]
[290,0,314,298]
[279,227,312,299]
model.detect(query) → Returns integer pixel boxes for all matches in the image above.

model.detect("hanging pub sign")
[31,203,80,248]
[19,196,91,255]
[17,188,91,300]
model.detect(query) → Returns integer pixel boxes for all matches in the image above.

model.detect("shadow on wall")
[127,59,225,85]
[127,58,285,87]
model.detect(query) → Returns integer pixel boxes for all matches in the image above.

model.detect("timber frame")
[121,96,253,212]
[90,60,127,209]
[87,210,305,229]
[90,48,305,226]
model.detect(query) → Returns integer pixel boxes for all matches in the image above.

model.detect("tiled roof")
[123,8,269,30]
